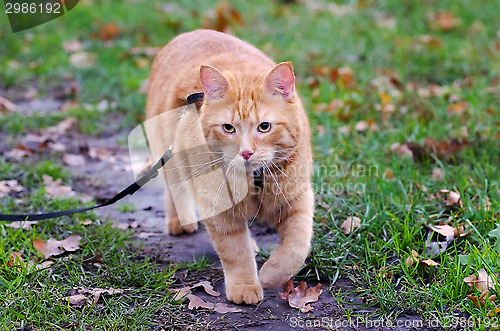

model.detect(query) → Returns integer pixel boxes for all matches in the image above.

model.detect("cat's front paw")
[226,282,263,305]
[259,260,292,289]
[166,217,198,235]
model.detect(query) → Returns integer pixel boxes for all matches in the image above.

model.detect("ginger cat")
[146,29,313,304]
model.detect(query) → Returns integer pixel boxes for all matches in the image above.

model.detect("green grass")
[178,255,214,273]
[1,0,500,329]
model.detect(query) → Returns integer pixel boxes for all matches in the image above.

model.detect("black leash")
[0,92,205,222]
[0,146,173,222]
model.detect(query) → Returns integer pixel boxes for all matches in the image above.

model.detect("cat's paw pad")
[259,261,291,289]
[167,218,198,235]
[226,283,263,305]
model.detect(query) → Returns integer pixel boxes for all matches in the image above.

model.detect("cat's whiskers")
[166,151,225,171]
[172,157,226,193]
[211,161,234,218]
[268,160,299,184]
[262,161,291,209]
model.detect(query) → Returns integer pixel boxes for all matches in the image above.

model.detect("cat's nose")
[240,150,254,161]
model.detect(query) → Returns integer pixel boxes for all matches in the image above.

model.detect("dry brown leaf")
[330,67,355,87]
[421,259,439,266]
[66,294,88,308]
[93,23,121,41]
[59,235,82,252]
[174,287,192,299]
[214,302,243,313]
[279,280,323,313]
[186,294,213,310]
[5,221,37,229]
[33,235,81,258]
[191,281,221,297]
[383,169,394,180]
[431,167,445,181]
[63,39,84,53]
[136,232,160,239]
[0,180,24,197]
[69,52,96,69]
[33,238,62,258]
[405,249,419,267]
[0,96,17,113]
[464,269,496,293]
[341,216,361,235]
[429,12,461,31]
[467,290,496,308]
[80,219,93,226]
[429,224,455,237]
[437,189,462,207]
[43,175,76,199]
[83,253,104,267]
[82,288,123,305]
[63,154,86,167]
[202,2,245,33]
[7,252,24,267]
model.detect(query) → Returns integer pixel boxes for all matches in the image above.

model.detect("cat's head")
[199,62,302,173]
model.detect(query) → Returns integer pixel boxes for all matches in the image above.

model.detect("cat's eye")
[258,122,271,133]
[222,123,236,133]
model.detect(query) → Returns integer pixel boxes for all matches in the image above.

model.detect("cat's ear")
[263,62,295,103]
[200,65,230,100]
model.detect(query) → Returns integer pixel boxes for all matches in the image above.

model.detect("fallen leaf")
[186,294,213,310]
[33,235,82,258]
[46,117,78,134]
[66,294,88,308]
[432,167,445,181]
[63,154,86,167]
[202,2,245,33]
[5,145,32,160]
[214,302,243,313]
[63,39,84,53]
[467,290,496,308]
[405,249,419,267]
[7,252,24,267]
[59,235,82,252]
[69,52,96,69]
[82,288,123,305]
[136,232,160,239]
[429,12,461,31]
[279,280,323,313]
[464,269,496,293]
[0,96,17,113]
[191,281,221,297]
[383,169,394,180]
[429,224,455,237]
[174,287,192,299]
[341,216,361,235]
[83,253,104,267]
[33,238,62,258]
[93,23,121,41]
[437,189,462,207]
[5,221,37,229]
[330,67,355,87]
[80,219,93,226]
[0,180,24,197]
[421,258,439,266]
[43,175,76,199]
